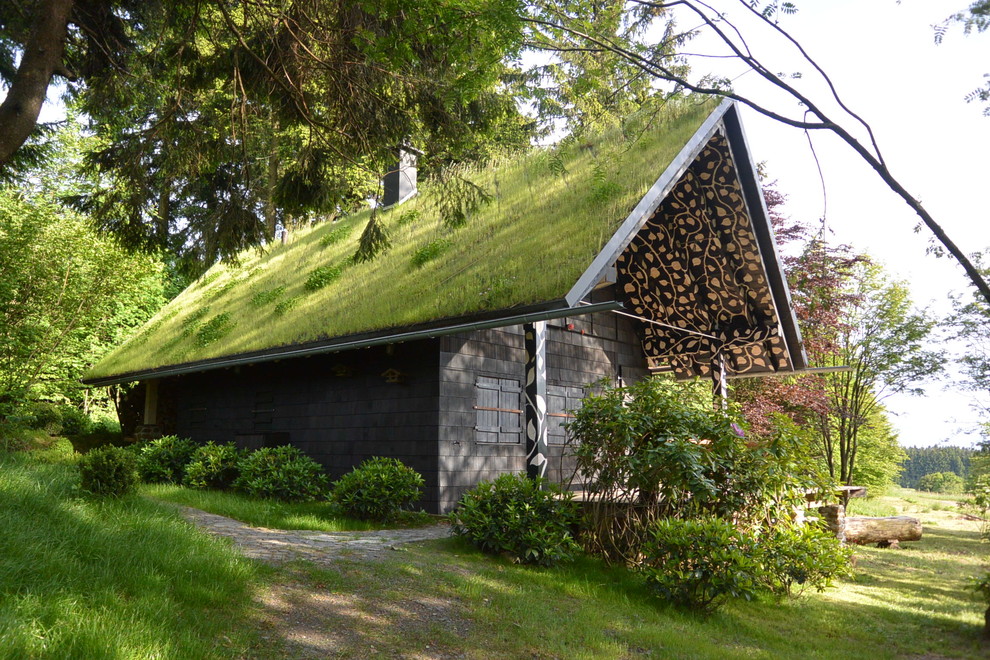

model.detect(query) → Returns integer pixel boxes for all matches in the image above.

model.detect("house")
[84,98,807,513]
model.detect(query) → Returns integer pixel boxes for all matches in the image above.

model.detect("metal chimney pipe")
[382,147,419,208]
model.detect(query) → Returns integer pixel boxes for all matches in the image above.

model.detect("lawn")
[0,442,270,658]
[2,443,987,659]
[262,507,988,659]
[142,483,378,532]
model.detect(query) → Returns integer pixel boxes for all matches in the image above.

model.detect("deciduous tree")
[0,187,165,411]
[813,263,942,489]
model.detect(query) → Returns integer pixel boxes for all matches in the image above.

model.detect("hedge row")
[78,436,423,522]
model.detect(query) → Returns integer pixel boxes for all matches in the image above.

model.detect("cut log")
[844,516,922,545]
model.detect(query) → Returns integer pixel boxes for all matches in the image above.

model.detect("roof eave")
[82,299,623,387]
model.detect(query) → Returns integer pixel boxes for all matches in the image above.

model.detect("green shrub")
[16,401,85,435]
[235,445,329,502]
[917,471,965,494]
[967,475,990,539]
[78,445,139,497]
[12,402,93,437]
[58,406,91,436]
[331,457,424,521]
[567,378,829,562]
[195,270,221,288]
[396,209,420,226]
[184,441,246,490]
[305,264,342,291]
[319,224,352,247]
[179,306,211,336]
[273,296,299,317]
[21,401,65,433]
[411,237,452,268]
[195,312,234,347]
[757,524,852,597]
[67,416,124,453]
[135,435,199,484]
[450,474,580,567]
[249,285,286,308]
[639,517,760,614]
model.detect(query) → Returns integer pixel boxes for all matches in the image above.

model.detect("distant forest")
[899,446,975,488]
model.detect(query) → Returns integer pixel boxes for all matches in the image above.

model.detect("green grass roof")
[86,99,717,382]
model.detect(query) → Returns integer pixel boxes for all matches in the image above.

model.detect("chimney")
[382,147,420,208]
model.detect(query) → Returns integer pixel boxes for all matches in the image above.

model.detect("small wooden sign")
[381,368,405,384]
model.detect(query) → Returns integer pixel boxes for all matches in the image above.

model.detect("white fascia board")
[564,98,735,307]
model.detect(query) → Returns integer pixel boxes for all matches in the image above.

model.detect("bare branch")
[524,1,990,306]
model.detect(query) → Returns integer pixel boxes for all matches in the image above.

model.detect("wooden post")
[524,321,548,480]
[711,352,728,410]
[143,378,159,426]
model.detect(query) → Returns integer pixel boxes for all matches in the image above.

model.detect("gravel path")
[175,505,451,566]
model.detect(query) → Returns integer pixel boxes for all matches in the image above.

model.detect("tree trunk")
[844,516,922,545]
[0,0,75,167]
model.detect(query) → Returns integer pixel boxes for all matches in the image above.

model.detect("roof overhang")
[82,300,622,387]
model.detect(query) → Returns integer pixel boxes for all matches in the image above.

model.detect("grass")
[272,492,989,659]
[0,441,268,658]
[274,509,988,659]
[142,483,388,532]
[5,442,986,658]
[848,486,973,517]
[86,98,718,380]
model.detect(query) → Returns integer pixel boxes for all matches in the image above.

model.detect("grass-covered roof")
[85,99,717,383]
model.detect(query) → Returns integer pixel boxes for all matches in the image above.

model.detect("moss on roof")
[86,99,717,381]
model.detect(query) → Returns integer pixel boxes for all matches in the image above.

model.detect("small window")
[253,390,275,430]
[548,385,584,445]
[474,376,522,444]
[188,394,207,427]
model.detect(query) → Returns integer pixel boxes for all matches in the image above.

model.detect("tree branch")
[524,1,990,306]
[0,0,74,168]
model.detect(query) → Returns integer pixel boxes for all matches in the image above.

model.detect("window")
[474,376,522,444]
[252,389,274,430]
[188,394,207,427]
[548,385,584,445]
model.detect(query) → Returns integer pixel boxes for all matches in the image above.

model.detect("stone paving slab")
[175,505,451,566]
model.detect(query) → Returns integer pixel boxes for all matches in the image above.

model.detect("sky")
[667,0,990,447]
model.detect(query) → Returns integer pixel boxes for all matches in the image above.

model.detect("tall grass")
[0,443,264,658]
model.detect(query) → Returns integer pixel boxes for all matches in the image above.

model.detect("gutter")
[82,300,624,387]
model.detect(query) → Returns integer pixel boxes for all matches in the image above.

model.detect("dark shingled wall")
[155,306,647,513]
[169,342,443,511]
[436,307,648,512]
